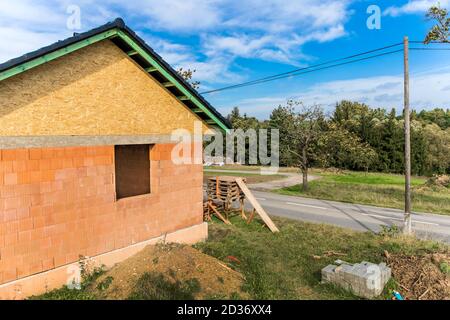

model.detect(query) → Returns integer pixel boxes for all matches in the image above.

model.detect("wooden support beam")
[127,50,138,56]
[118,30,230,132]
[206,120,216,124]
[192,108,203,113]
[162,82,175,87]
[178,96,190,101]
[235,178,279,233]
[207,202,231,225]
[146,67,158,72]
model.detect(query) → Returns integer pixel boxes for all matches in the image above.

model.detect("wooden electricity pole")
[403,36,412,234]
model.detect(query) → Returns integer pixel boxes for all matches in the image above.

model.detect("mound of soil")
[385,252,450,300]
[93,244,248,300]
[418,175,450,191]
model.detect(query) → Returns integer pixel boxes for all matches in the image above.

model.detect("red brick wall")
[0,144,203,285]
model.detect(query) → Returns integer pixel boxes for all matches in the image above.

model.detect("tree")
[225,106,265,165]
[424,4,450,43]
[416,108,450,129]
[177,68,200,89]
[422,123,450,174]
[269,104,298,167]
[318,123,377,173]
[270,101,325,191]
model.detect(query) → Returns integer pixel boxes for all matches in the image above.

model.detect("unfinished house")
[0,18,231,299]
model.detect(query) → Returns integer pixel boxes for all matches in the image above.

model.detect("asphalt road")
[245,190,450,243]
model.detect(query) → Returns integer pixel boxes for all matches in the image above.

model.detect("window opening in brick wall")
[114,144,151,199]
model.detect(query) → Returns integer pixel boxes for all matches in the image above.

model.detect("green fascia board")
[116,30,230,133]
[0,27,229,133]
[0,29,118,81]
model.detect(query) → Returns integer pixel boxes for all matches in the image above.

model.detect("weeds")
[128,272,201,300]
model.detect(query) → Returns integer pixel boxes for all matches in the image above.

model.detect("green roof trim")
[116,30,230,132]
[0,29,118,82]
[0,24,230,132]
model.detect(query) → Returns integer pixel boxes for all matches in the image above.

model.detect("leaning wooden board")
[235,178,280,233]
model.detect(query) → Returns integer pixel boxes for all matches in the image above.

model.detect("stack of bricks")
[0,143,203,285]
[321,261,391,299]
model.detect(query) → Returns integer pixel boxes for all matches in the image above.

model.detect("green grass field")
[275,170,450,215]
[204,171,285,184]
[204,165,299,173]
[196,216,446,300]
[32,216,447,300]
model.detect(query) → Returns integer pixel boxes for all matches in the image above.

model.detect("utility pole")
[403,36,412,234]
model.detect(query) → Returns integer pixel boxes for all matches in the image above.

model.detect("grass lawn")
[31,216,447,300]
[204,165,300,173]
[274,170,450,215]
[204,171,285,184]
[195,216,446,300]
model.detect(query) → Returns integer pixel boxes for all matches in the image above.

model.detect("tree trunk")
[302,147,308,191]
[302,168,308,191]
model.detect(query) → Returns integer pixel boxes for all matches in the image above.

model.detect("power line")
[201,48,403,95]
[410,48,450,50]
[200,42,403,95]
[410,40,450,43]
[215,50,403,90]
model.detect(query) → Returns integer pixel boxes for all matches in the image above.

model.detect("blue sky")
[1,0,449,118]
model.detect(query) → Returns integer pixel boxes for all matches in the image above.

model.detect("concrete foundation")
[0,222,208,300]
[321,260,391,299]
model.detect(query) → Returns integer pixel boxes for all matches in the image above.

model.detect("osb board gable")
[0,40,210,136]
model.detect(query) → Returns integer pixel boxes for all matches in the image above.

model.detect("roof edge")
[0,18,232,131]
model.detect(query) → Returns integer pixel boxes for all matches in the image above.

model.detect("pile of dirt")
[418,175,450,191]
[385,252,450,300]
[92,244,248,300]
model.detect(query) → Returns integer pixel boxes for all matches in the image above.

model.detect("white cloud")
[0,0,353,85]
[223,70,450,118]
[144,36,244,86]
[384,0,450,17]
[0,27,67,63]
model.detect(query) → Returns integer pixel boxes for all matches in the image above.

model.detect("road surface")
[204,168,319,190]
[204,168,450,243]
[245,190,450,243]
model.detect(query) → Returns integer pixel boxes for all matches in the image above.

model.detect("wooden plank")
[208,202,231,225]
[235,178,279,233]
[162,82,175,87]
[117,30,230,132]
[146,67,158,72]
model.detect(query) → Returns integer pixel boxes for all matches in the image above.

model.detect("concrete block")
[321,261,391,299]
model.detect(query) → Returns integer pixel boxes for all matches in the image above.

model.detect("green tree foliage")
[424,4,450,44]
[414,108,450,129]
[227,100,450,176]
[177,68,200,89]
[422,124,450,174]
[318,123,377,172]
[268,104,298,167]
[225,107,268,165]
[267,101,325,190]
